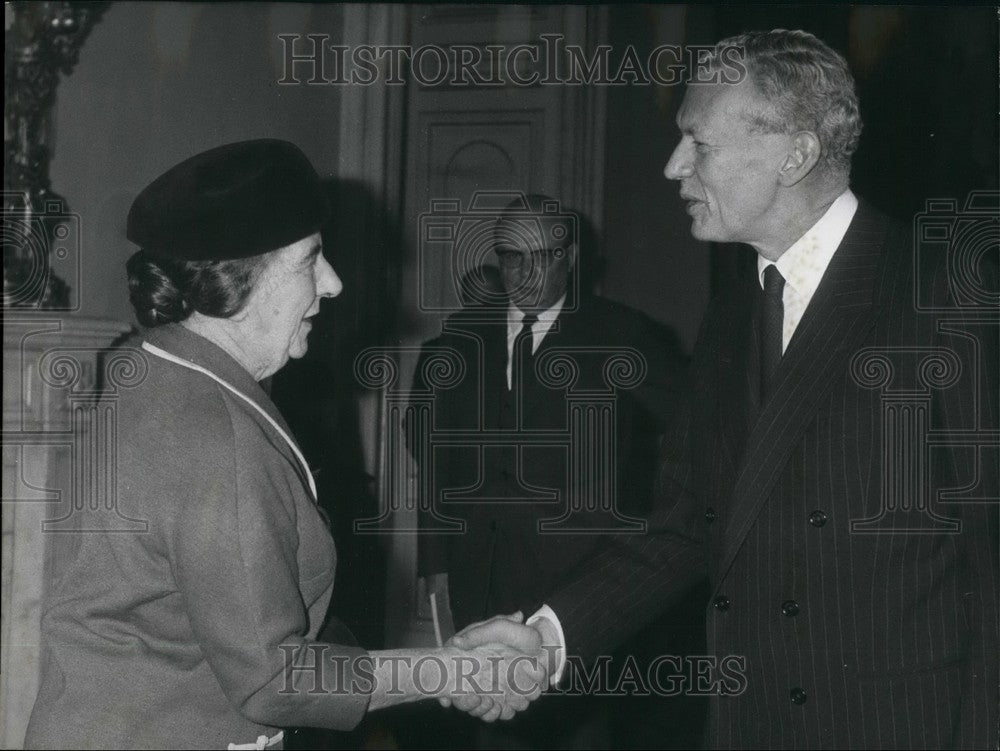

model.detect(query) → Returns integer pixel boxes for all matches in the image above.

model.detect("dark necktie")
[511,313,538,391]
[759,265,785,402]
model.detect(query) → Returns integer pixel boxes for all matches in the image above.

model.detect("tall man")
[415,195,687,746]
[456,30,998,749]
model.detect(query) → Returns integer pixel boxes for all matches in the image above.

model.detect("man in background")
[414,195,693,747]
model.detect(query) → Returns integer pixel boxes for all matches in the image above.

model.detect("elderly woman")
[24,140,541,750]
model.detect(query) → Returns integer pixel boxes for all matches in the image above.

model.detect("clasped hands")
[438,611,559,722]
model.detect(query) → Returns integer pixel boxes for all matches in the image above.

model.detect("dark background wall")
[601,5,710,354]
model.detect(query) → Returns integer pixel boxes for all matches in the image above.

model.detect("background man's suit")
[417,294,683,629]
[415,294,694,747]
[548,201,999,749]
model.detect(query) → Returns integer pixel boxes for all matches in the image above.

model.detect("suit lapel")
[481,319,509,427]
[713,203,887,590]
[521,309,571,416]
[716,275,761,472]
[440,314,507,429]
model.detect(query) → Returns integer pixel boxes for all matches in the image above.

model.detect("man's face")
[664,82,792,247]
[239,232,342,378]
[493,221,573,312]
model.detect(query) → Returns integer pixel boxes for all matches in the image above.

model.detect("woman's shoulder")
[116,346,239,459]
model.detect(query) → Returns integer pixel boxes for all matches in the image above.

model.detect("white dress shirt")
[757,189,859,352]
[505,295,566,389]
[536,189,860,685]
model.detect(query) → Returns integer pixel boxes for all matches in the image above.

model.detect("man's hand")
[453,611,559,677]
[442,643,546,721]
[441,611,552,720]
[450,611,540,652]
[365,643,543,717]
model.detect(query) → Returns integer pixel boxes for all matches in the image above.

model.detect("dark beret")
[126,139,329,261]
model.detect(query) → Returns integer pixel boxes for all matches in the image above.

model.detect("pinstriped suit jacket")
[549,202,999,749]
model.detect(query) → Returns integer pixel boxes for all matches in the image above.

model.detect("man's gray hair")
[716,29,862,175]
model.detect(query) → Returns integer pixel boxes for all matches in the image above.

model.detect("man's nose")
[663,139,693,181]
[316,256,343,298]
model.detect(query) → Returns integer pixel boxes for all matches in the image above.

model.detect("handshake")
[436,611,561,722]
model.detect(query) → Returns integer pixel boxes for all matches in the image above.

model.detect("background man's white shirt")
[505,295,566,389]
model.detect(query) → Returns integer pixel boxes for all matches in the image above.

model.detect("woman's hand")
[439,611,549,720]
[443,642,546,721]
[364,625,545,720]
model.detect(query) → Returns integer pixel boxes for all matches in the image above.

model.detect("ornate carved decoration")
[3,1,109,308]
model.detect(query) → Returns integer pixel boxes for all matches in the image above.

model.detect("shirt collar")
[757,189,858,298]
[508,295,566,330]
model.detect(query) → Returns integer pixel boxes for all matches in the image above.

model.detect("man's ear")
[778,131,821,186]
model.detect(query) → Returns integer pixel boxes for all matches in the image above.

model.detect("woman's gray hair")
[715,29,862,176]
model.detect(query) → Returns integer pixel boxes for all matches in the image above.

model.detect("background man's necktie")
[760,265,785,402]
[511,313,538,391]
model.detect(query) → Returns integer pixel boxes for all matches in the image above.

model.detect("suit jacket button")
[781,600,800,617]
[790,687,807,705]
[808,510,827,527]
[713,595,730,611]
[705,507,716,524]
